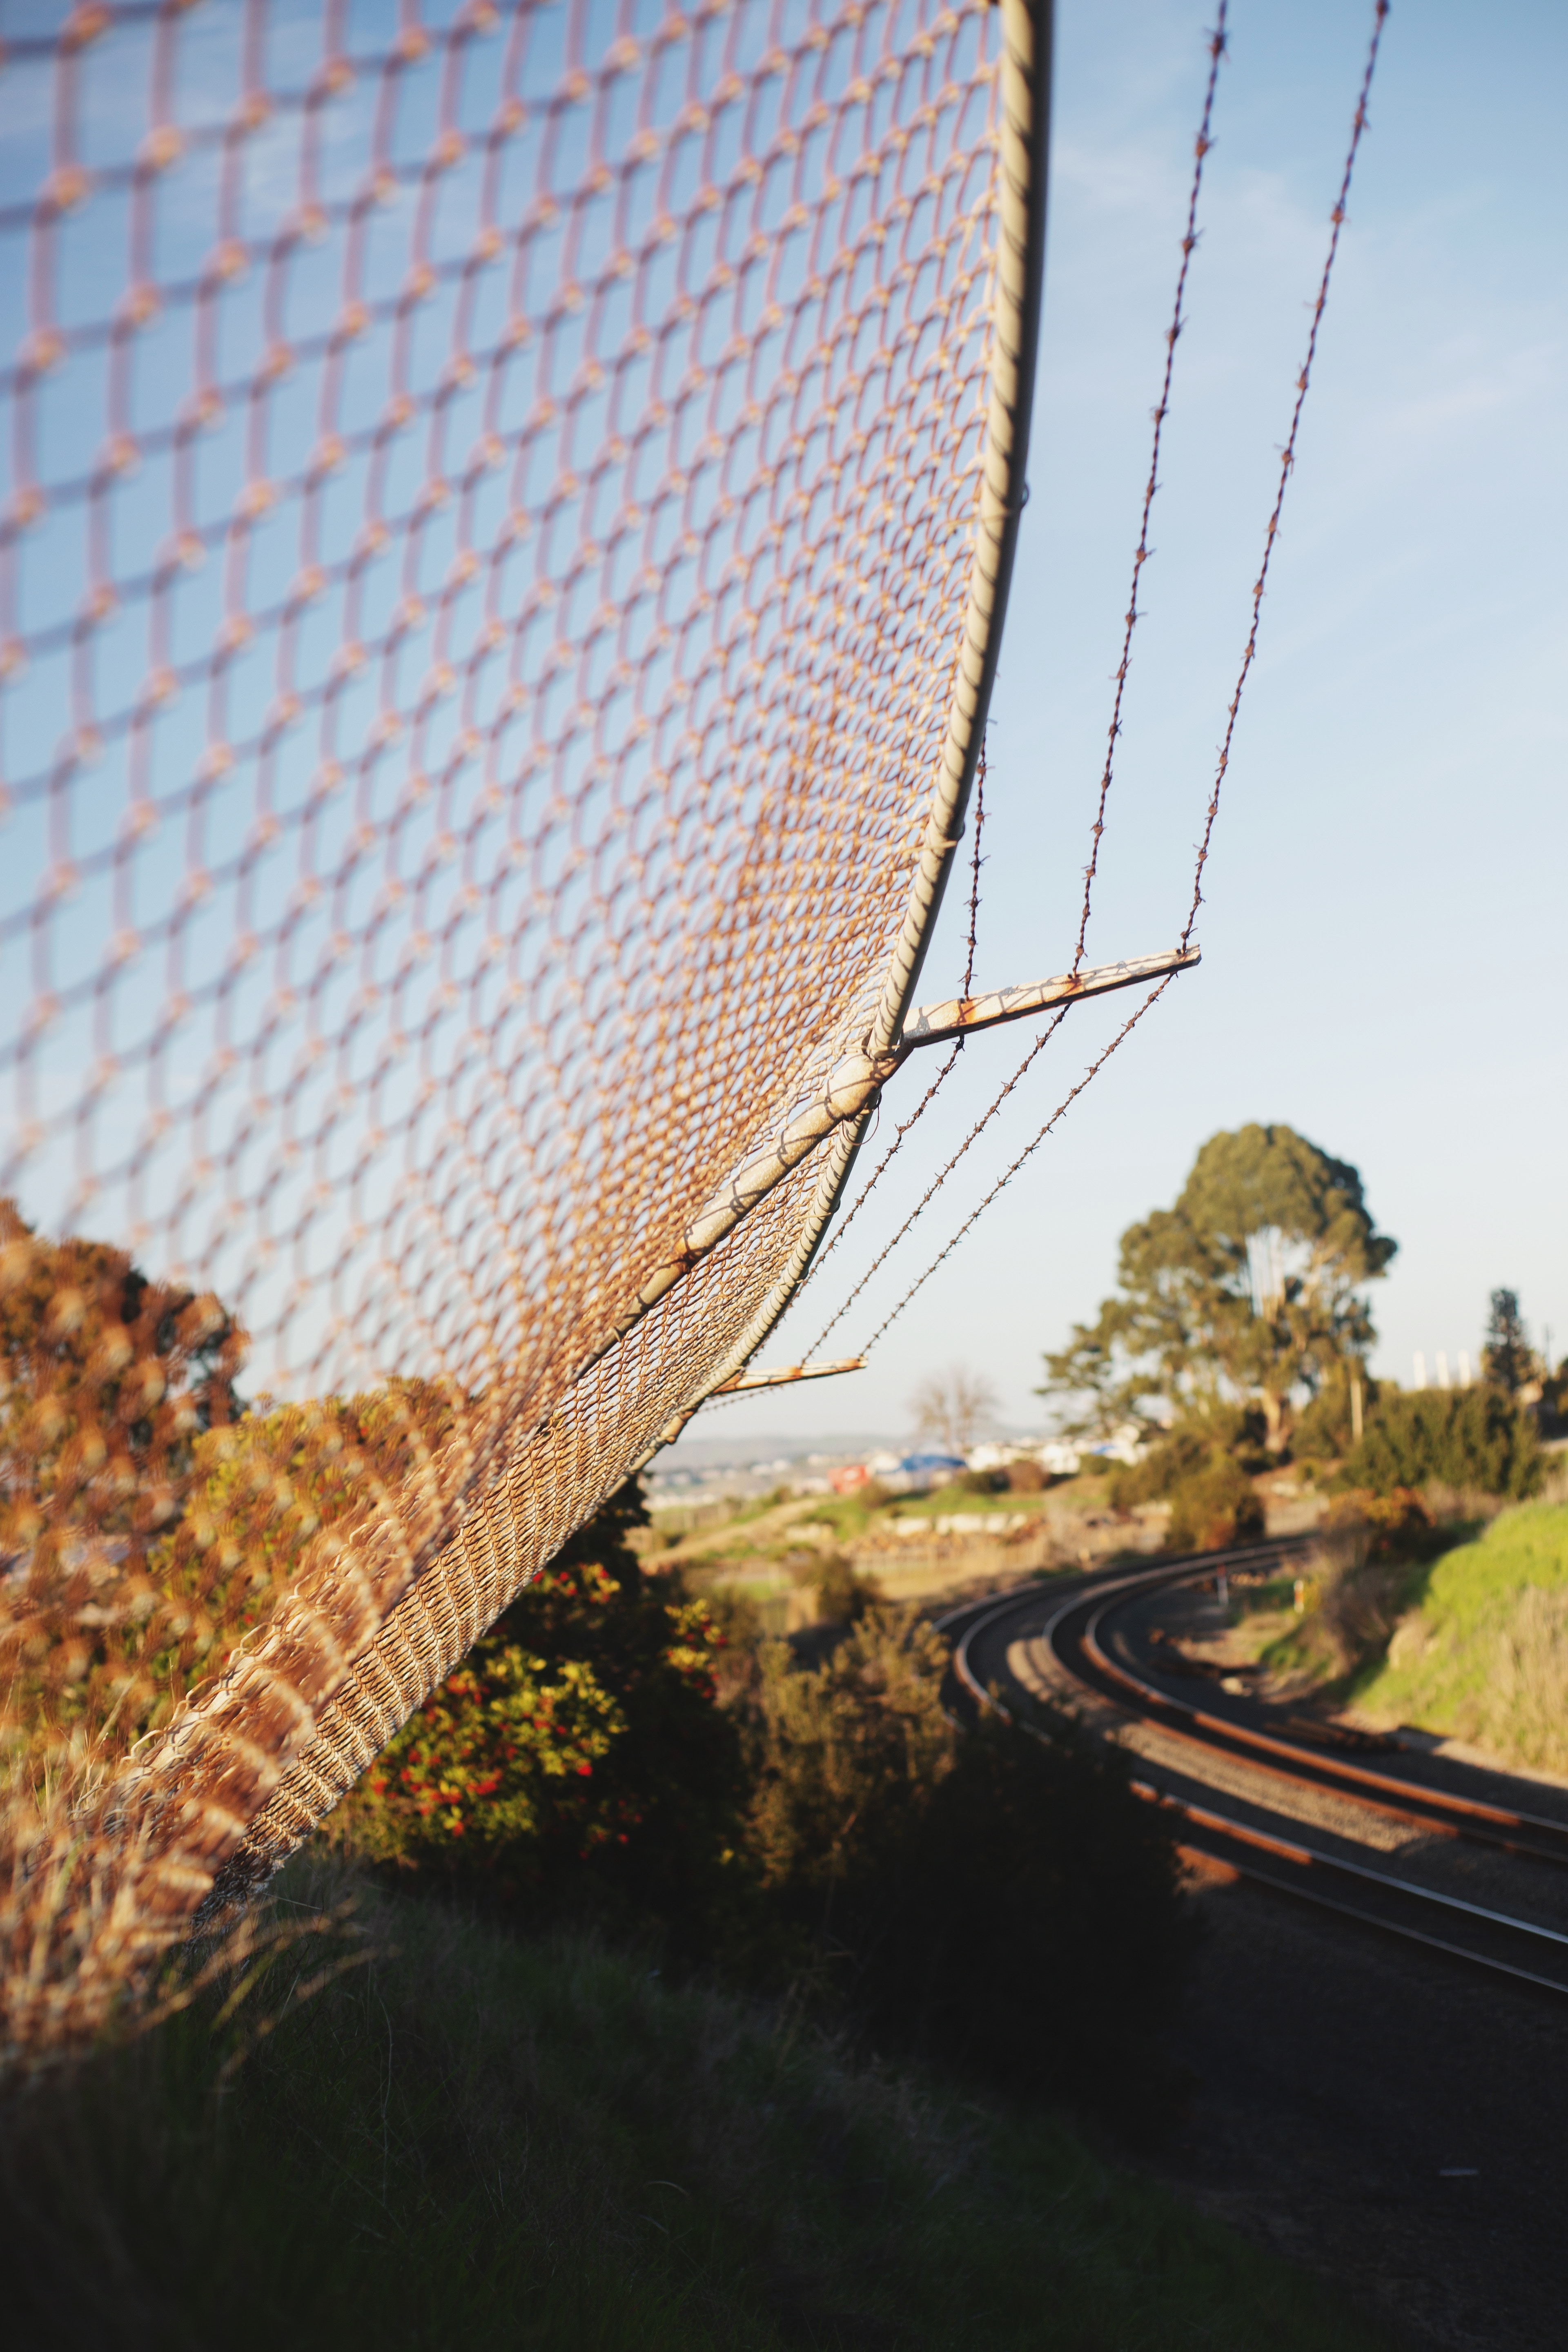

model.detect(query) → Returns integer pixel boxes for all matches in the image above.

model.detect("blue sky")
[706,0,1568,1449]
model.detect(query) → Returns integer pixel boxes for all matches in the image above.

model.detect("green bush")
[341,1499,1195,2126]
[802,1491,877,1541]
[742,1611,953,1948]
[1107,1428,1265,1552]
[340,1482,748,1945]
[1292,1366,1381,1462]
[1105,1428,1211,1509]
[1354,1503,1568,1771]
[743,1614,1191,2120]
[1342,1388,1543,1500]
[1166,1456,1266,1552]
[799,1547,879,1624]
[855,1712,1191,2120]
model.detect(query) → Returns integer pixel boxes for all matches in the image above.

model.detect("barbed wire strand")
[858,978,1176,1357]
[849,0,1390,1361]
[1182,0,1389,951]
[791,14,1234,1350]
[962,742,988,1000]
[791,742,989,1296]
[799,999,1074,1359]
[1073,2,1229,974]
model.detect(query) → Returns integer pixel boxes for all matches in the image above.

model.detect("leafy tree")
[1483,1289,1532,1396]
[1041,1125,1395,1454]
[1341,1388,1542,1501]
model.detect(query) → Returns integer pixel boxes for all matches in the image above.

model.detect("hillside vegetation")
[1355,1503,1568,1772]
[0,1861,1392,2352]
[338,1491,1191,2125]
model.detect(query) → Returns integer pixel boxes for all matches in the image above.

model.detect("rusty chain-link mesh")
[0,0,1048,2040]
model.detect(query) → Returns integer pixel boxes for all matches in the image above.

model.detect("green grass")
[0,1860,1391,2352]
[724,1486,796,1526]
[888,1481,1022,1518]
[808,1484,1054,1541]
[1354,1502,1568,1771]
[801,1492,880,1541]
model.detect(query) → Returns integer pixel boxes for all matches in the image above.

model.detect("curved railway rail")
[943,1543,1568,2000]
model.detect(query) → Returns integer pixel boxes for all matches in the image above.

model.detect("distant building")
[829,1462,876,1495]
[1087,1421,1148,1468]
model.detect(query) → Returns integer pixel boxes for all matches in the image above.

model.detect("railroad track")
[944,1542,1568,1999]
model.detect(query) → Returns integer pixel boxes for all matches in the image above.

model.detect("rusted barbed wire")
[793,9,1234,1348]
[962,744,989,1001]
[1073,1,1228,974]
[856,976,1176,1355]
[794,744,989,1295]
[831,0,1389,1361]
[1183,0,1391,949]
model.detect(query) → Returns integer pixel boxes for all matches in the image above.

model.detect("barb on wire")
[800,1002,1074,1361]
[831,0,1390,1362]
[803,1041,963,1283]
[795,11,1236,1353]
[858,979,1175,1355]
[1183,0,1390,948]
[961,746,987,1002]
[1073,4,1229,974]
[797,744,989,1295]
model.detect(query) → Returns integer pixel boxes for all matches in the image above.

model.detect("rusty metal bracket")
[711,1355,865,1396]
[613,940,1200,1414]
[898,944,1199,1054]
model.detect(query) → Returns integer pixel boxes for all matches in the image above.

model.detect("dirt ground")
[1155,1861,1568,2352]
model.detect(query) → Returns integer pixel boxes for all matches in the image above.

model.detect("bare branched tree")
[908,1363,999,1457]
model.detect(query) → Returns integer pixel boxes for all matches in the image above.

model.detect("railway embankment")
[945,1540,1568,2350]
[1348,1502,1568,1777]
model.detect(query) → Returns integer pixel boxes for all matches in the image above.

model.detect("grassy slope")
[1355,1502,1568,1771]
[2,1862,1389,2352]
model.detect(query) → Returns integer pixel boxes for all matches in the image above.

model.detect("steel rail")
[951,1539,1310,1711]
[1138,1788,1568,2004]
[948,1544,1568,2000]
[1076,1576,1568,1866]
[1128,1782,1568,1959]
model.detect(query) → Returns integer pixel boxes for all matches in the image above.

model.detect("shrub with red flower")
[367,1631,626,1848]
[341,1483,748,1935]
